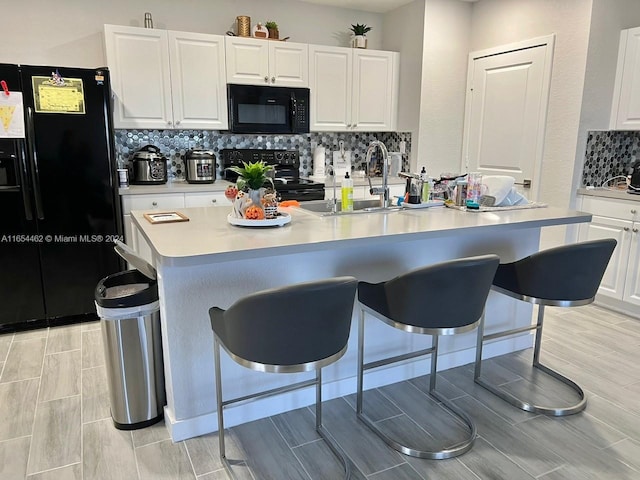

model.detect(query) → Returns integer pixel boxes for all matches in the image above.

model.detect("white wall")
[1,0,383,67]
[469,0,593,248]
[419,0,472,175]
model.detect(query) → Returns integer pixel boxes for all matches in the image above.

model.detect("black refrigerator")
[0,64,123,332]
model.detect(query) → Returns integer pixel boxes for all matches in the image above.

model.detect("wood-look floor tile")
[81,366,110,423]
[83,418,138,480]
[405,455,482,480]
[0,378,39,441]
[81,330,104,369]
[1,337,46,383]
[197,465,253,480]
[342,387,403,422]
[27,396,81,474]
[585,395,640,442]
[82,320,102,331]
[136,439,195,480]
[319,398,405,476]
[131,421,170,448]
[457,437,536,480]
[184,431,243,477]
[452,396,563,477]
[14,328,48,341]
[538,463,635,480]
[0,436,30,479]
[231,417,309,479]
[26,463,82,480]
[271,406,320,447]
[46,325,81,354]
[0,335,12,362]
[39,351,81,402]
[408,372,468,401]
[293,438,367,480]
[368,462,423,479]
[604,438,640,473]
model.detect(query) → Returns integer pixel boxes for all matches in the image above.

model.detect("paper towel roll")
[313,147,326,177]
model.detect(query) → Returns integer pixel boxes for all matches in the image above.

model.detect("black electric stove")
[220,149,325,201]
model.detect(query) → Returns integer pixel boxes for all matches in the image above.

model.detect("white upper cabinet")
[611,26,640,130]
[104,25,228,130]
[309,45,399,132]
[225,37,308,87]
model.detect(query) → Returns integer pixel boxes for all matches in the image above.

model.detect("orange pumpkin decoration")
[244,205,265,220]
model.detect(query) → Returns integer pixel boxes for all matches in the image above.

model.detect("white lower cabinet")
[184,192,230,207]
[578,195,640,315]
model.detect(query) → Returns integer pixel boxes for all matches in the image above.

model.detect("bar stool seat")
[357,255,499,460]
[474,239,617,416]
[210,277,358,480]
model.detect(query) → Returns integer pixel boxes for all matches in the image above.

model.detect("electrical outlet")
[399,141,406,154]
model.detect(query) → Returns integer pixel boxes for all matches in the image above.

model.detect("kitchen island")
[130,204,591,441]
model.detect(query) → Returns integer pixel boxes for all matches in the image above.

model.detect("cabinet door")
[309,45,352,131]
[623,224,640,306]
[269,42,308,87]
[352,50,398,132]
[611,27,640,130]
[578,215,631,301]
[104,25,173,129]
[168,32,228,130]
[225,37,270,85]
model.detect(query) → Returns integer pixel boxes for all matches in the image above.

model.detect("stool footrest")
[474,362,586,416]
[357,388,476,460]
[363,347,435,372]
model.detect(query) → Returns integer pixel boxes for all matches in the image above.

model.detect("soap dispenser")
[341,171,353,212]
[420,166,430,202]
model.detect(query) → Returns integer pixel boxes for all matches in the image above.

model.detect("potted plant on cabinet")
[350,23,371,49]
[265,21,279,40]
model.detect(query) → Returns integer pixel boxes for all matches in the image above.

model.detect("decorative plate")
[227,212,291,227]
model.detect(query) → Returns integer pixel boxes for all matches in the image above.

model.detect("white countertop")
[131,204,591,266]
[578,187,640,202]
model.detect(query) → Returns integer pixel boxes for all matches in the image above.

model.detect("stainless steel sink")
[299,199,402,216]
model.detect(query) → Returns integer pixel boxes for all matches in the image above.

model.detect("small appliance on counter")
[131,145,167,185]
[184,149,216,184]
[629,161,640,194]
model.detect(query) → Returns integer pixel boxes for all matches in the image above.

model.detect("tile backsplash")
[582,130,640,186]
[114,130,411,180]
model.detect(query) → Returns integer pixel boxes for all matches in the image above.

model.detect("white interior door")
[463,37,554,200]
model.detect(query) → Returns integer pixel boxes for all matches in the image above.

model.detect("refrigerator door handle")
[16,142,33,221]
[25,107,44,220]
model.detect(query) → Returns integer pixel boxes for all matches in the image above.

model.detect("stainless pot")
[185,149,216,184]
[131,145,167,185]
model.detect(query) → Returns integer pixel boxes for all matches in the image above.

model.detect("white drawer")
[184,192,231,208]
[580,195,639,221]
[121,193,185,214]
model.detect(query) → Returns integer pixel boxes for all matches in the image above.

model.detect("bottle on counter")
[341,171,353,212]
[420,166,430,202]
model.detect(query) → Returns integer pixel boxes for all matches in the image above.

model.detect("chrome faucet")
[365,140,391,208]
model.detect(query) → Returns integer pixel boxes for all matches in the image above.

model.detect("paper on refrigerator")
[0,91,25,138]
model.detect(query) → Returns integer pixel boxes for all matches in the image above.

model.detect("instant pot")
[131,145,167,185]
[184,149,216,184]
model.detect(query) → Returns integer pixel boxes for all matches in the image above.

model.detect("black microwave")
[227,84,310,134]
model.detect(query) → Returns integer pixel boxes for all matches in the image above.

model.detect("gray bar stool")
[357,255,500,459]
[209,276,358,480]
[474,238,617,416]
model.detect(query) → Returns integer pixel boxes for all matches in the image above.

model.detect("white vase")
[248,187,266,210]
[352,35,367,49]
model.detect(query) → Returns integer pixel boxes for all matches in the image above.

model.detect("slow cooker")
[131,145,167,185]
[185,149,216,184]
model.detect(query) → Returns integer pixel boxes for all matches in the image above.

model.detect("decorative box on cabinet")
[225,36,308,87]
[610,26,640,130]
[104,25,228,130]
[578,195,640,317]
[309,45,399,132]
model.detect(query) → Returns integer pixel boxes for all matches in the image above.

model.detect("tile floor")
[0,305,639,479]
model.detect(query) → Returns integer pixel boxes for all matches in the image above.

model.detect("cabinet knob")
[175,120,181,126]
[624,227,630,231]
[211,199,217,204]
[264,76,269,83]
[634,228,639,233]
[271,77,276,83]
[632,209,637,214]
[152,201,158,207]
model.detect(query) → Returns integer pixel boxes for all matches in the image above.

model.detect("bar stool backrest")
[493,239,617,301]
[384,254,499,330]
[211,277,357,367]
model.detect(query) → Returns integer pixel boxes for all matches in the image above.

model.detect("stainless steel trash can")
[94,242,165,430]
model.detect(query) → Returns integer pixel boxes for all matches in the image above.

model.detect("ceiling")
[292,0,476,14]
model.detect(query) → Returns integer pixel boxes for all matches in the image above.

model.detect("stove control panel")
[221,149,299,167]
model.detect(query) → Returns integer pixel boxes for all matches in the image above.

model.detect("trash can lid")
[114,240,156,280]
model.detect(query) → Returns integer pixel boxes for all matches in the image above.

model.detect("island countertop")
[130,204,592,266]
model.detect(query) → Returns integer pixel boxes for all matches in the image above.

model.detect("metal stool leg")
[356,308,477,459]
[214,337,236,480]
[474,305,586,416]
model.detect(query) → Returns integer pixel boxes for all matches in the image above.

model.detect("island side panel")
[156,227,540,441]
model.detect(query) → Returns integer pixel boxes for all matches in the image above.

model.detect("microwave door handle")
[26,107,44,220]
[290,94,297,124]
[16,142,33,221]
